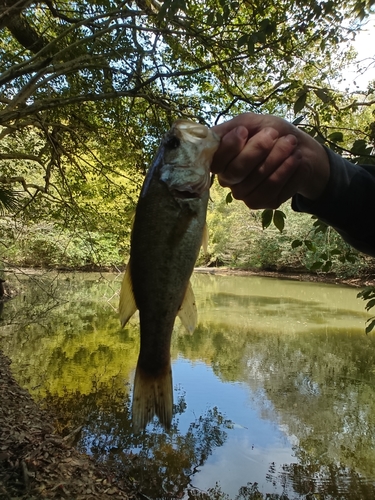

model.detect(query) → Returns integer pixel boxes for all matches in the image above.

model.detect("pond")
[1,271,375,499]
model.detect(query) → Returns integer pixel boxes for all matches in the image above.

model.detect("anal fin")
[119,261,137,328]
[178,280,197,334]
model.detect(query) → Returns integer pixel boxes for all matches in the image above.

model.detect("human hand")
[211,113,330,209]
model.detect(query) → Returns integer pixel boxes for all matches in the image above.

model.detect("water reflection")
[1,272,375,498]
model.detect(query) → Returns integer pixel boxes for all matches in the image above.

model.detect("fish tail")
[132,362,173,433]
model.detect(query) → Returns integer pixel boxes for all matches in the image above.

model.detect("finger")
[240,149,303,209]
[228,134,298,198]
[211,126,248,174]
[218,127,279,186]
[211,113,265,138]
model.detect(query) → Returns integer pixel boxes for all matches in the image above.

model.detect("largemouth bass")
[119,120,219,432]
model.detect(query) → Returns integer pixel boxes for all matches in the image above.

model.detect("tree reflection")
[44,382,232,499]
[4,273,375,498]
[266,460,375,500]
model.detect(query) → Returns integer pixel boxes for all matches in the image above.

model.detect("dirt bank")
[195,266,375,288]
[0,351,136,499]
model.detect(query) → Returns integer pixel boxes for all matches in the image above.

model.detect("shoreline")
[4,264,375,289]
[0,350,134,499]
[194,266,375,288]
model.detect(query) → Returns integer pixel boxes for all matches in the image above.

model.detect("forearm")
[292,147,375,257]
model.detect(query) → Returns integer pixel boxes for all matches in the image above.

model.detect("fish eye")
[165,135,180,149]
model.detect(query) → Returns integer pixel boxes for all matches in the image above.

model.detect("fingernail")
[264,127,279,140]
[235,126,248,141]
[284,134,297,146]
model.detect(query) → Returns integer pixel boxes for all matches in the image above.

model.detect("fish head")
[158,120,220,197]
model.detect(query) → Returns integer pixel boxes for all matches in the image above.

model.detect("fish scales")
[119,120,219,432]
[131,179,208,367]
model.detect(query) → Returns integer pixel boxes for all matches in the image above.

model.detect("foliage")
[0,0,374,216]
[1,219,125,268]
[0,186,22,215]
[358,286,375,333]
[205,184,375,275]
[1,1,375,321]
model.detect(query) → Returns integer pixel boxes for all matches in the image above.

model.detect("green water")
[1,271,375,499]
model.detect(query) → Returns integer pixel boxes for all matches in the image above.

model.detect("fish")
[119,120,220,432]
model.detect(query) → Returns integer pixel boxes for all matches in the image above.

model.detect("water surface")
[1,271,375,499]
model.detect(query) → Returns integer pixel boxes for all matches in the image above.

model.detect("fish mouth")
[175,120,209,140]
[172,188,200,199]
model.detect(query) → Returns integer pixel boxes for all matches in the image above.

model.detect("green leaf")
[292,116,304,126]
[157,0,174,19]
[273,210,286,233]
[351,139,369,155]
[223,4,230,22]
[294,92,307,114]
[304,239,315,251]
[365,318,375,334]
[262,209,273,229]
[258,29,268,43]
[0,187,22,215]
[247,37,255,55]
[310,261,323,270]
[313,219,328,233]
[358,287,375,300]
[225,192,233,204]
[291,239,303,249]
[157,0,187,18]
[237,34,248,48]
[207,11,215,25]
[321,260,332,272]
[314,88,330,103]
[328,131,344,143]
[330,249,342,256]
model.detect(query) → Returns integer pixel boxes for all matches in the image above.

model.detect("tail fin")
[132,363,173,433]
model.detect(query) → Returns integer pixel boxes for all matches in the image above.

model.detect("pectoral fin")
[119,261,137,328]
[178,280,197,334]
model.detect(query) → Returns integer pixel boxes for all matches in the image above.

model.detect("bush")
[205,186,375,276]
[0,221,124,269]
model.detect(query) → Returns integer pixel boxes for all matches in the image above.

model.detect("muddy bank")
[195,266,375,288]
[4,265,375,288]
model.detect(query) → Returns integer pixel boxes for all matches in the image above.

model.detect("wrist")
[295,131,330,200]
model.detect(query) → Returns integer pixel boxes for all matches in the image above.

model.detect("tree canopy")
[0,1,374,192]
[0,0,375,265]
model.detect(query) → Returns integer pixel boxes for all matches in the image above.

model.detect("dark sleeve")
[292,147,375,257]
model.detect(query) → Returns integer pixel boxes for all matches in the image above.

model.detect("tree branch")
[0,153,44,166]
